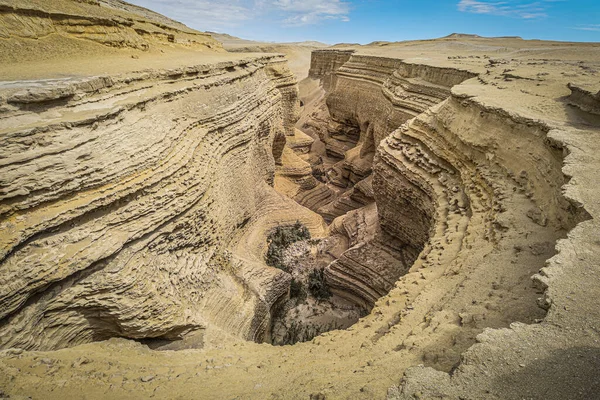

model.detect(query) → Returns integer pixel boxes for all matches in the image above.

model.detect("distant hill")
[205,32,329,80]
[443,33,523,39]
[443,33,482,39]
[207,32,328,48]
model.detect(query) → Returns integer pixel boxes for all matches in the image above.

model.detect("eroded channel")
[265,50,587,366]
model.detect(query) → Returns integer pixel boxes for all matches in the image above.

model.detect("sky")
[127,0,600,44]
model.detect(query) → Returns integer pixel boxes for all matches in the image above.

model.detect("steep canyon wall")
[0,54,310,350]
[1,7,600,397]
[303,48,598,399]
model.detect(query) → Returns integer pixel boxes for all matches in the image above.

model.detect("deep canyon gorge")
[1,1,600,399]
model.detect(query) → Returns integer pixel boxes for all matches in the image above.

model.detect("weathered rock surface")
[1,3,600,399]
[0,0,330,351]
[0,0,221,60]
[567,82,600,115]
[304,51,480,309]
[0,52,318,349]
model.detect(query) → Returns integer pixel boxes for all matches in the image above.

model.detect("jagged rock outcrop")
[567,82,600,115]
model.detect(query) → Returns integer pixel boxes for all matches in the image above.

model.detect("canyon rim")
[0,1,600,399]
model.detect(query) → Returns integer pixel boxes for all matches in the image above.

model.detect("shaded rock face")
[567,82,600,116]
[308,50,354,91]
[0,54,303,350]
[303,49,587,314]
[303,51,473,308]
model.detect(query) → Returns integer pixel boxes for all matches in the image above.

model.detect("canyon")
[1,1,600,399]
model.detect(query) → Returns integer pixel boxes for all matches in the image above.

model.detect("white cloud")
[573,24,600,32]
[132,0,254,27]
[273,0,349,15]
[457,0,549,19]
[276,0,351,26]
[127,0,350,29]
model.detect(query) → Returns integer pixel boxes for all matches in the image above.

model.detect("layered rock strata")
[0,48,319,350]
[305,51,481,309]
[1,8,600,398]
[567,82,600,116]
[0,0,221,54]
[390,66,599,400]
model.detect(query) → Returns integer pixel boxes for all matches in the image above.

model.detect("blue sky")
[128,0,600,44]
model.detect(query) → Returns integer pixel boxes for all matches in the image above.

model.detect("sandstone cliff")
[0,0,329,351]
[1,3,600,399]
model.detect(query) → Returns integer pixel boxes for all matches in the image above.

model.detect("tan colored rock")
[0,0,328,350]
[1,2,600,399]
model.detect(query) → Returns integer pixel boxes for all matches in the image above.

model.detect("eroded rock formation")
[0,54,311,350]
[0,0,331,351]
[0,0,221,61]
[1,2,600,399]
[302,51,481,310]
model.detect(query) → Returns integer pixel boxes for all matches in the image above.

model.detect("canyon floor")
[1,1,600,399]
